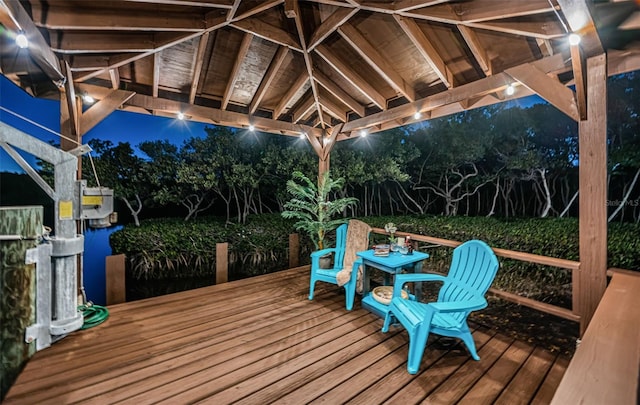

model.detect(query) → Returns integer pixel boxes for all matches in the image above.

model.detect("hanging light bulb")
[82,94,95,104]
[413,111,422,120]
[505,84,515,96]
[248,124,255,131]
[177,112,185,120]
[299,132,306,139]
[359,129,368,137]
[16,33,29,49]
[568,33,581,46]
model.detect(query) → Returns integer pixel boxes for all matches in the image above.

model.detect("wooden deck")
[5,266,570,404]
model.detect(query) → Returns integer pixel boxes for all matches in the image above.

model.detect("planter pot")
[319,254,333,269]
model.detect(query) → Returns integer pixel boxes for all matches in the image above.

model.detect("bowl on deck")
[371,286,409,305]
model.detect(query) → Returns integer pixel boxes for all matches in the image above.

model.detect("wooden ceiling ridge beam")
[338,22,416,101]
[189,32,210,104]
[314,44,387,109]
[222,32,253,110]
[394,15,454,88]
[1,0,65,85]
[307,7,360,51]
[288,0,326,128]
[250,46,290,114]
[464,19,566,40]
[341,52,570,134]
[71,15,228,81]
[125,93,322,138]
[273,72,308,119]
[49,32,160,54]
[313,70,365,117]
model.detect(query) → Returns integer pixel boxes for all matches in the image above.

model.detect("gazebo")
[1,1,639,402]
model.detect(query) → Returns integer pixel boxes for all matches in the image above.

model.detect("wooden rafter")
[80,90,136,135]
[307,7,359,51]
[273,72,308,119]
[394,15,454,88]
[457,25,492,76]
[108,69,120,89]
[153,52,161,98]
[314,44,387,109]
[338,23,416,102]
[313,69,365,117]
[222,32,253,110]
[231,18,302,51]
[249,46,289,114]
[189,32,209,104]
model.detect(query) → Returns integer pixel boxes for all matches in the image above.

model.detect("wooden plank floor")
[4,266,570,404]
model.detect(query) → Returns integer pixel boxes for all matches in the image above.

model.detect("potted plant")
[281,170,358,253]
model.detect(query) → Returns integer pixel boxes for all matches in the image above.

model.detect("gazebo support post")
[576,53,608,336]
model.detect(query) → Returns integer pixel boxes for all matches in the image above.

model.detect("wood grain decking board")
[4,266,570,404]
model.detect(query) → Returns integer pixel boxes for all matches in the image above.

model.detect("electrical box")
[76,180,114,228]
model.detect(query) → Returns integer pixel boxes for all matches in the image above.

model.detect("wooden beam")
[457,25,492,76]
[318,96,347,123]
[467,19,565,40]
[289,0,325,128]
[152,52,160,98]
[80,90,136,135]
[394,15,454,88]
[394,0,451,13]
[108,69,120,90]
[72,16,227,81]
[231,18,302,51]
[189,32,209,104]
[291,94,316,123]
[222,32,253,110]
[249,46,289,114]
[1,0,65,84]
[272,72,308,119]
[338,23,416,101]
[307,7,359,51]
[314,44,387,109]
[505,62,579,122]
[451,0,555,23]
[126,93,322,138]
[576,53,607,336]
[313,70,365,117]
[341,53,569,134]
[570,41,587,120]
[557,0,604,57]
[231,0,283,21]
[62,61,80,141]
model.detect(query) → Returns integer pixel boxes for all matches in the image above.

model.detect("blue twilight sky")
[0,75,210,173]
[1,74,545,173]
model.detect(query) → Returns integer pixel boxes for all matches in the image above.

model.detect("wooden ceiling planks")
[1,0,639,140]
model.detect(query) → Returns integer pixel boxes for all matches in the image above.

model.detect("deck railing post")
[216,242,228,284]
[289,233,300,268]
[105,254,126,305]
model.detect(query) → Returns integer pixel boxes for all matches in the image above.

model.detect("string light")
[505,84,515,96]
[568,33,581,46]
[16,33,28,49]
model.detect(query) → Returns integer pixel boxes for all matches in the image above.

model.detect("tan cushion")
[336,219,371,290]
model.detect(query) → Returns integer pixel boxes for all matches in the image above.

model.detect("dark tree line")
[80,72,639,225]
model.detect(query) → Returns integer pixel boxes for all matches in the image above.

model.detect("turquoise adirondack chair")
[309,219,371,310]
[382,239,499,374]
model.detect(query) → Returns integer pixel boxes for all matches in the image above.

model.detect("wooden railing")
[370,227,581,323]
[551,271,640,404]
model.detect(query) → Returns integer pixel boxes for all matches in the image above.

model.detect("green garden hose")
[78,303,109,330]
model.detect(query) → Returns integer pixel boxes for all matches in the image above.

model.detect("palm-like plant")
[282,171,358,250]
